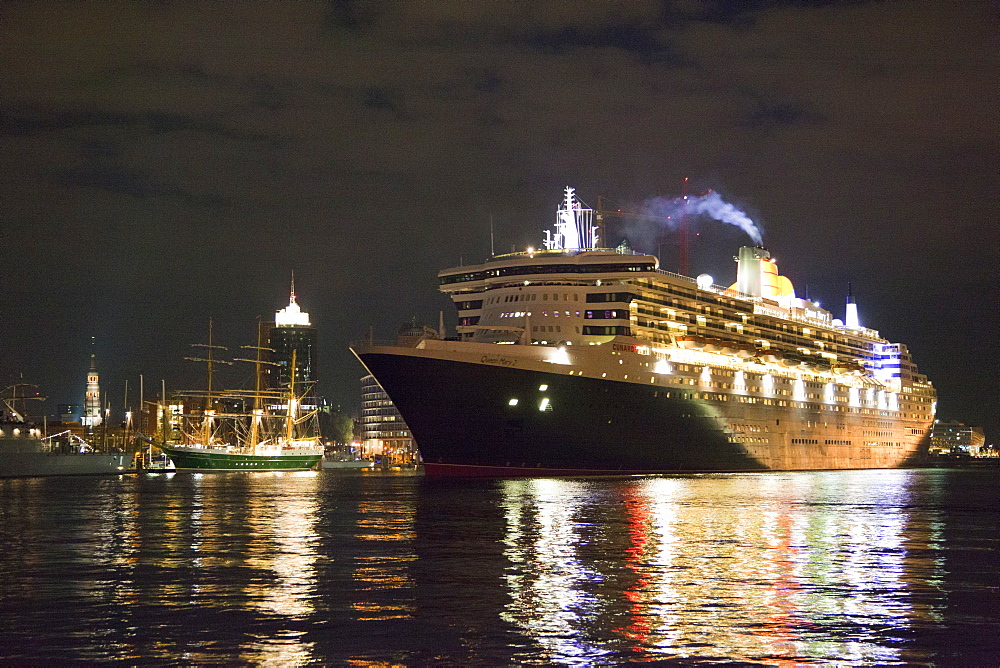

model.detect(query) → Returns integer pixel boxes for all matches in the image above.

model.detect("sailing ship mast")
[185,319,232,445]
[285,349,298,445]
[233,320,277,453]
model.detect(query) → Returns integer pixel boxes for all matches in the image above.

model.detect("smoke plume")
[641,191,763,245]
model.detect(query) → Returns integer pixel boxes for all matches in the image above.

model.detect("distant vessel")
[321,454,375,470]
[0,384,126,478]
[354,187,936,476]
[157,324,323,472]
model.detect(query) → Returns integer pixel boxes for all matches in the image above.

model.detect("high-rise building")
[929,420,987,456]
[268,279,317,397]
[81,353,102,431]
[359,373,417,466]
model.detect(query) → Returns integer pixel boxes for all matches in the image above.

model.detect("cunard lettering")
[481,355,516,367]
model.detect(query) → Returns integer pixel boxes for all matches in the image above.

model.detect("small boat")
[676,335,707,349]
[779,356,804,368]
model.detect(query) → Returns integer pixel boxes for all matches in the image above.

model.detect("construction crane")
[593,178,692,275]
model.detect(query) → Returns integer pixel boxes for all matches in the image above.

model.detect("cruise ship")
[353,188,936,476]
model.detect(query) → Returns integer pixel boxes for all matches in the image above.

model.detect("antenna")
[490,215,495,257]
[679,176,690,276]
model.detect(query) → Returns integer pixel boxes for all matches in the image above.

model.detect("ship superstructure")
[354,188,936,475]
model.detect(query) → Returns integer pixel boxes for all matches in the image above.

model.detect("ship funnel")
[736,246,770,298]
[845,283,860,329]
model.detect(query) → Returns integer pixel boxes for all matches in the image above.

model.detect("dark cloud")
[743,102,828,130]
[667,0,873,26]
[0,107,274,142]
[323,0,378,32]
[521,23,690,67]
[362,87,404,114]
[52,164,234,208]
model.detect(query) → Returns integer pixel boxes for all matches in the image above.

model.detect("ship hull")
[158,445,322,472]
[0,450,127,478]
[355,344,929,476]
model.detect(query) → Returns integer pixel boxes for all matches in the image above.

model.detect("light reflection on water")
[0,468,995,664]
[352,493,417,622]
[498,470,945,664]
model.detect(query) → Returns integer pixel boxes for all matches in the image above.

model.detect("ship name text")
[481,355,517,367]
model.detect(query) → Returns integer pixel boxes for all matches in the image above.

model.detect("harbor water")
[1,468,997,664]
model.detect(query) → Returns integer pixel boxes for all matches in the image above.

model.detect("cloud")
[743,102,828,131]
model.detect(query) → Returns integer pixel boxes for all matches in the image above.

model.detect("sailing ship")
[353,187,936,476]
[157,323,324,472]
[0,384,127,477]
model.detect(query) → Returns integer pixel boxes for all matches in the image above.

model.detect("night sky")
[2,1,997,441]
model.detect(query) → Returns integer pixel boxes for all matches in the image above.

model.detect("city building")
[267,278,317,400]
[58,404,82,423]
[929,420,987,456]
[356,320,438,466]
[359,373,417,466]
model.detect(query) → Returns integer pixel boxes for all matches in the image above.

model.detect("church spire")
[82,338,103,431]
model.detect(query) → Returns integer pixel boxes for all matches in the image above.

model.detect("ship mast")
[185,319,232,445]
[285,349,298,444]
[234,319,277,451]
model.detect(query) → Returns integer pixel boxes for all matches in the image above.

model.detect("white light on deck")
[539,398,550,411]
[539,384,548,391]
[793,378,806,402]
[849,386,860,407]
[508,398,519,406]
[547,347,571,365]
[734,369,746,393]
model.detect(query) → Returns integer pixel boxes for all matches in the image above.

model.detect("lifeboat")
[704,339,723,352]
[779,356,803,368]
[761,353,781,364]
[734,343,756,358]
[676,335,706,350]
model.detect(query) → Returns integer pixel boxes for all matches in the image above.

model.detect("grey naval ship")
[1,386,127,478]
[353,188,936,476]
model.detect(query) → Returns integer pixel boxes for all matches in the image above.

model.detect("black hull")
[358,352,767,473]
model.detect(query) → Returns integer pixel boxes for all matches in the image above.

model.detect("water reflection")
[89,472,322,664]
[352,484,417,622]
[501,479,608,662]
[499,470,944,663]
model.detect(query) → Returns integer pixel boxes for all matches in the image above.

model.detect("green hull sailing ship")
[158,322,323,472]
